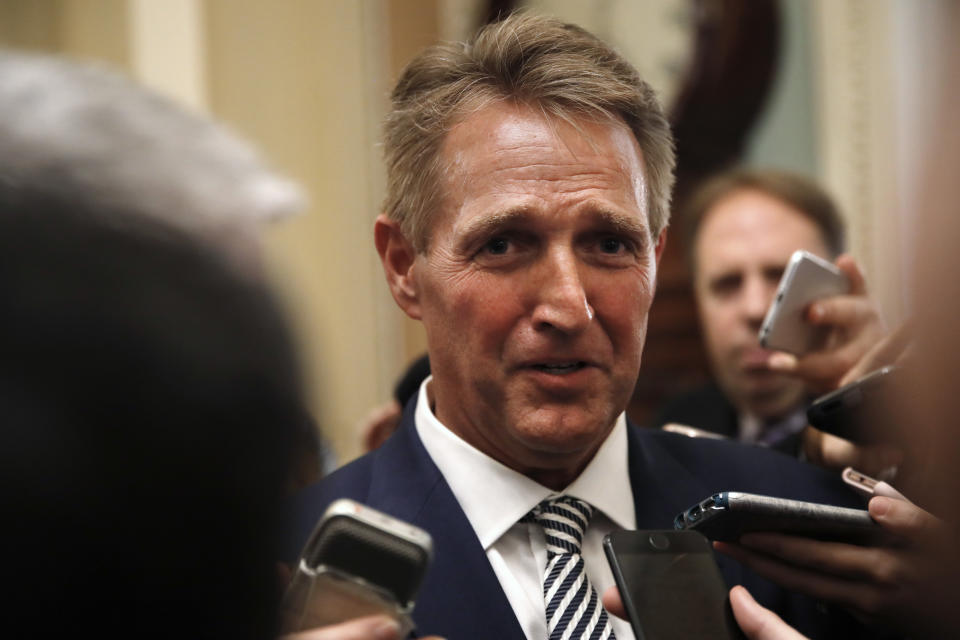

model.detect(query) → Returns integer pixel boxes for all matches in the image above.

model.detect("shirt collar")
[414,377,635,549]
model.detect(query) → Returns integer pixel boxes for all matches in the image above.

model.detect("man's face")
[693,189,830,419]
[402,102,664,486]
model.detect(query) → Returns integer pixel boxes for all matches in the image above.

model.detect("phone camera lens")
[649,533,671,550]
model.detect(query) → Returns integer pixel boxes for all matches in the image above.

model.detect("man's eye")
[711,275,741,295]
[599,237,626,254]
[483,237,510,255]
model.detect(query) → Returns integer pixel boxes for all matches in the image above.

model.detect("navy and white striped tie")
[526,496,616,640]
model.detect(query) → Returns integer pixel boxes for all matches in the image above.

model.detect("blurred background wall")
[0,0,953,463]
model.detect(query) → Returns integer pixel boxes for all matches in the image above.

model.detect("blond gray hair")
[383,12,676,252]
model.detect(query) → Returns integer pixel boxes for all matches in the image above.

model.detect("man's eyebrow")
[455,208,531,240]
[590,209,649,237]
[454,207,650,242]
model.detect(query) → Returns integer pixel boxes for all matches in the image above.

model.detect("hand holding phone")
[280,499,432,635]
[714,495,960,638]
[759,250,850,355]
[764,254,890,394]
[604,529,744,639]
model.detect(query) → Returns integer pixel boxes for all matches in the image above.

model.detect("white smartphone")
[758,250,850,355]
[279,499,433,635]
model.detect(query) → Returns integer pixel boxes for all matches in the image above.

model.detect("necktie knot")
[526,495,594,557]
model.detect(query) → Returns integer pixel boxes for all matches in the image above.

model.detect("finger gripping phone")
[279,499,433,635]
[673,492,885,545]
[604,529,745,640]
[758,250,850,355]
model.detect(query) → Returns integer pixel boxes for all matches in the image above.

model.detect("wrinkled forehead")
[429,101,649,231]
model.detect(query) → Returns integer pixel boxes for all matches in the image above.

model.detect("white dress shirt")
[415,377,637,640]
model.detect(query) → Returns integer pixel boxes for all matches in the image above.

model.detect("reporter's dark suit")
[290,398,877,640]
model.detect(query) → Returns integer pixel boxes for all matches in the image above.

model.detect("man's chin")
[510,409,616,456]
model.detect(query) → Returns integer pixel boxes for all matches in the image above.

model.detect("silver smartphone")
[758,250,850,355]
[279,499,433,635]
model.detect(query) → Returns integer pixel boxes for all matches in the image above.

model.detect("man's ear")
[653,228,668,266]
[374,214,422,320]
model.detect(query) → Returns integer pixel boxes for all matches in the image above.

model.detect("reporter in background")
[654,169,886,458]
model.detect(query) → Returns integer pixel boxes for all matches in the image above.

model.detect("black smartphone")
[603,529,744,640]
[280,499,433,635]
[673,492,885,545]
[806,366,898,444]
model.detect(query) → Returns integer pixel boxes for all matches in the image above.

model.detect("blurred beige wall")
[205,0,402,465]
[0,0,442,464]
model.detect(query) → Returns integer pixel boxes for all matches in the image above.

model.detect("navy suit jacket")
[290,398,876,639]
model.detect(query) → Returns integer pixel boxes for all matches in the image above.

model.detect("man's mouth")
[740,347,775,370]
[531,361,588,374]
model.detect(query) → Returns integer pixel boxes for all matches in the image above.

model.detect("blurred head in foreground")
[0,49,324,487]
[0,50,304,273]
[0,193,303,638]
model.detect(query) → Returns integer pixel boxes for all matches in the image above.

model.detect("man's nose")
[742,275,774,328]
[530,249,594,333]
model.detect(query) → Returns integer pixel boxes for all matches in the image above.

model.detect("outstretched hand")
[767,255,886,393]
[715,491,959,639]
[602,583,811,639]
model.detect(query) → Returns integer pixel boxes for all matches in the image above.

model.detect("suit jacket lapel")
[625,424,745,586]
[365,403,527,640]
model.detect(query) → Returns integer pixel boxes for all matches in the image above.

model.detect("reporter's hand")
[280,615,402,640]
[715,494,960,638]
[767,255,886,393]
[800,426,902,477]
[280,614,445,640]
[729,585,809,640]
[603,583,811,640]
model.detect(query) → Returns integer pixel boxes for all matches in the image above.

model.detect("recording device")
[604,529,744,640]
[673,492,885,545]
[279,499,433,635]
[758,250,850,355]
[806,366,898,444]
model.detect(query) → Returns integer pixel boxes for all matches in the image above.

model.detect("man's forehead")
[694,189,829,270]
[430,102,650,233]
[443,103,643,170]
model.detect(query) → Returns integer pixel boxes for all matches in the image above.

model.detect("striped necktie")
[526,496,617,640]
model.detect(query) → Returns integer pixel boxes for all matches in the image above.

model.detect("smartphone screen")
[604,530,743,640]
